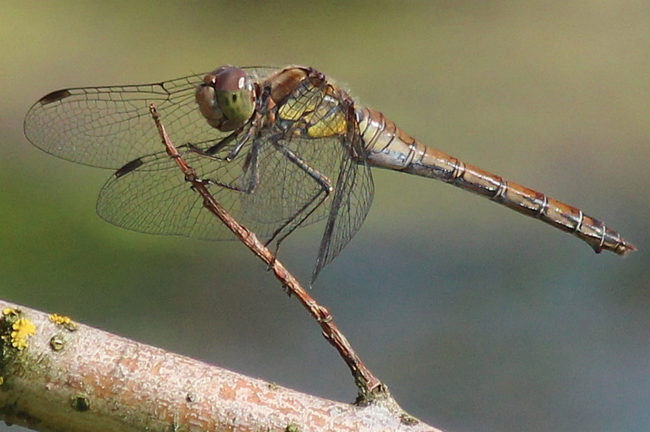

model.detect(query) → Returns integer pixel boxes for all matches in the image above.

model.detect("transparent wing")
[94,139,347,243]
[23,67,278,169]
[237,74,375,278]
[240,72,372,243]
[27,65,376,276]
[24,73,213,169]
[311,149,374,283]
[98,151,221,240]
[240,136,345,229]
[95,143,287,241]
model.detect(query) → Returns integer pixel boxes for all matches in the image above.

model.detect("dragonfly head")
[196,66,256,132]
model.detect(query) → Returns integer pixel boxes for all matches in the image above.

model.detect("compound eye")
[212,67,255,132]
[196,66,256,132]
[213,67,247,93]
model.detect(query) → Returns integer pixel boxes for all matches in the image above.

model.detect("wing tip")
[38,89,73,105]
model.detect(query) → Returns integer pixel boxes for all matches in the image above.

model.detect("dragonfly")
[24,65,636,282]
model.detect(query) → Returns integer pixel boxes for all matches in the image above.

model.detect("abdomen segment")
[358,107,636,255]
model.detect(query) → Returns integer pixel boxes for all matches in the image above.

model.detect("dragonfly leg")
[201,130,240,156]
[183,144,260,193]
[185,128,265,195]
[224,121,261,161]
[187,123,256,162]
[264,143,334,249]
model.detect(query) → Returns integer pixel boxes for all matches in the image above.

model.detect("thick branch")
[0,300,442,432]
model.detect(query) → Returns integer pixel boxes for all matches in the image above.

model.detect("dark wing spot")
[39,89,72,105]
[114,157,144,178]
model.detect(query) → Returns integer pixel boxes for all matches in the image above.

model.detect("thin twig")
[149,104,385,403]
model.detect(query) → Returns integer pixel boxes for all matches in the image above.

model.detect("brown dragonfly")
[24,65,636,282]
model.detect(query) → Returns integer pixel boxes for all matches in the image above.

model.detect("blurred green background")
[1,2,649,431]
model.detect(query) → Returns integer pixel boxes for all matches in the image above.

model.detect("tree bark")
[0,300,443,432]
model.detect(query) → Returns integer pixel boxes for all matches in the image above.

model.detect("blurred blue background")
[1,2,649,431]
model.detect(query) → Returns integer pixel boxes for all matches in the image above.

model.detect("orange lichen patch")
[49,314,77,331]
[10,318,36,350]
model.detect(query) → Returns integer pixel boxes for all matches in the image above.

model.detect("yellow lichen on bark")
[10,318,36,350]
[49,314,77,331]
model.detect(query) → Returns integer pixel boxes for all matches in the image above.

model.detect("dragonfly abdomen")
[358,107,636,256]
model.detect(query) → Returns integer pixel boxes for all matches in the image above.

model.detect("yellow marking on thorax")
[278,85,348,138]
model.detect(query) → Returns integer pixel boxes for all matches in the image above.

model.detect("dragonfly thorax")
[195,66,256,132]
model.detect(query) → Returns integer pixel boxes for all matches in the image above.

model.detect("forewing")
[24,73,220,169]
[23,67,278,170]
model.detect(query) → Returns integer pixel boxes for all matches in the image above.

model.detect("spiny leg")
[187,135,263,194]
[203,130,240,156]
[264,142,334,253]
